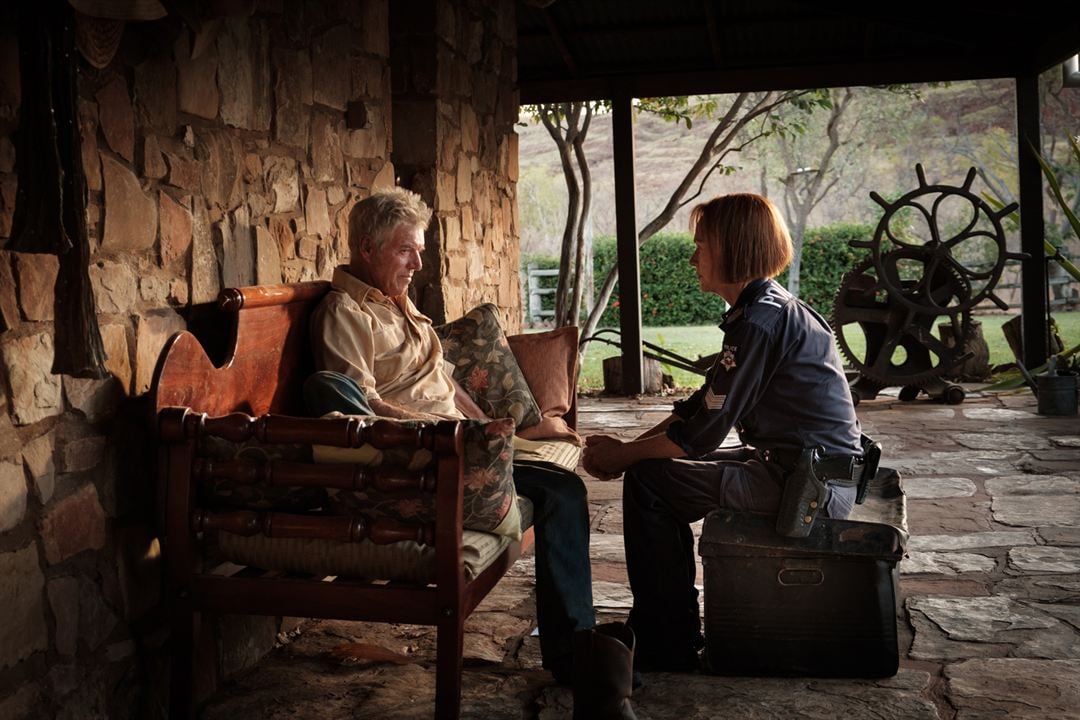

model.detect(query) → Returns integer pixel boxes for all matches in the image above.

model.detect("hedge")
[524,222,873,326]
[592,234,728,326]
[775,222,873,312]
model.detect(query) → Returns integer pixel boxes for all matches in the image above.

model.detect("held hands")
[583,434,626,481]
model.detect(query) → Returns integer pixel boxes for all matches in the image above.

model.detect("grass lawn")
[578,311,1080,391]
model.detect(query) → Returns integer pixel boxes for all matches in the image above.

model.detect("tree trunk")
[787,214,808,296]
[569,106,593,326]
[539,103,583,327]
[780,88,853,297]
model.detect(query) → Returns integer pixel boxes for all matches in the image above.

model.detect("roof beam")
[702,1,723,66]
[519,55,1027,104]
[536,6,578,77]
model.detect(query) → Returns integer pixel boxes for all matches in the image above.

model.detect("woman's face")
[690,228,723,294]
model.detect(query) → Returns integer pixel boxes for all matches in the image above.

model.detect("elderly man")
[304,187,595,684]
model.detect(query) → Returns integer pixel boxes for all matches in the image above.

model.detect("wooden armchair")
[152,282,535,720]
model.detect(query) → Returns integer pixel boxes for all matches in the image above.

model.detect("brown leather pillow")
[507,326,582,444]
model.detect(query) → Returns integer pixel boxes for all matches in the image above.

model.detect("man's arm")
[367,397,443,421]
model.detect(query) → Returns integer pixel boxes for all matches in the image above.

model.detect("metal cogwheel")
[832,257,974,388]
[847,164,1024,314]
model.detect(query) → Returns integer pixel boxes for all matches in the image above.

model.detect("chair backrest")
[152,281,331,417]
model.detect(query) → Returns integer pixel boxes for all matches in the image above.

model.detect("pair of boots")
[571,622,638,720]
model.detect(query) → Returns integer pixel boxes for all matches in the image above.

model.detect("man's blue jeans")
[303,371,595,675]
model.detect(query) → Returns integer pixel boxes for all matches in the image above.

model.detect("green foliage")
[1031,134,1080,242]
[591,234,729,327]
[584,223,872,327]
[775,223,873,310]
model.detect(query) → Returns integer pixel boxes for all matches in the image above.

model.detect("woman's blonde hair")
[689,193,793,283]
[348,187,433,255]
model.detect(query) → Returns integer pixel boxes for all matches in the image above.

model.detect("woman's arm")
[636,414,677,440]
[583,416,686,479]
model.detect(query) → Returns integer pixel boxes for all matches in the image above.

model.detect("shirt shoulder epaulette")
[742,282,792,330]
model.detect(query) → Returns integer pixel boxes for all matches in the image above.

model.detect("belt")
[763,448,866,487]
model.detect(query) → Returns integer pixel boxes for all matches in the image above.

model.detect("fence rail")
[525,264,557,320]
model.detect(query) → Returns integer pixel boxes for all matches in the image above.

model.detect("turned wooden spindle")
[195,459,436,494]
[199,412,258,442]
[158,406,198,441]
[364,419,435,450]
[192,508,435,545]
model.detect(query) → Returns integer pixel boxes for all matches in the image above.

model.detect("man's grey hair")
[348,187,433,254]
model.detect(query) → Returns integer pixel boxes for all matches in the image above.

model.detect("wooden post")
[612,94,643,394]
[1016,73,1048,368]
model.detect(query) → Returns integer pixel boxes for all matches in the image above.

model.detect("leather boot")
[572,622,638,720]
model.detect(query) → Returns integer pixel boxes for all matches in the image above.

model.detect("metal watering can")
[1037,356,1078,416]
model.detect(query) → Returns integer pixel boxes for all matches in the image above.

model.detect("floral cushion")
[434,304,542,430]
[313,416,522,540]
[198,436,325,512]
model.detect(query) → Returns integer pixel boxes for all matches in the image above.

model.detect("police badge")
[719,345,737,371]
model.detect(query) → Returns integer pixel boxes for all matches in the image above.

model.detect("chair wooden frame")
[152,281,536,720]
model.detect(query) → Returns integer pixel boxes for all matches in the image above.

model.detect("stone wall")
[391,0,521,331]
[0,1,518,717]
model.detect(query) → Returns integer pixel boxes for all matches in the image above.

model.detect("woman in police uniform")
[583,193,862,673]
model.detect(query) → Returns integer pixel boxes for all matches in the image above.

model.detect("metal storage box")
[698,508,905,678]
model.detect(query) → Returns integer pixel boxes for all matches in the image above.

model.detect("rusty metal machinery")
[832,165,1023,404]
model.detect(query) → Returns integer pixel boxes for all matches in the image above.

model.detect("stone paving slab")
[1008,546,1080,573]
[902,552,996,575]
[945,658,1080,719]
[908,595,1080,661]
[906,530,1037,552]
[902,477,977,499]
[992,495,1080,527]
[985,475,1080,495]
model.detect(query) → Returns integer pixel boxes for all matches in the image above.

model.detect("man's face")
[358,222,425,297]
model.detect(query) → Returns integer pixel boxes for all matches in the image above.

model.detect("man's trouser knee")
[303,371,375,416]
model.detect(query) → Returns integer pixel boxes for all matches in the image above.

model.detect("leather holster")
[775,446,828,538]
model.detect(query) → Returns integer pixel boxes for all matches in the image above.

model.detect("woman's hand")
[583,434,626,480]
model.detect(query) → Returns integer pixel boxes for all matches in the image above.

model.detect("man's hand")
[583,434,626,480]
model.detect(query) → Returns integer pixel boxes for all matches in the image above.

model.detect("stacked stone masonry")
[0,0,519,717]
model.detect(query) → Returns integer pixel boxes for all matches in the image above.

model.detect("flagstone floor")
[197,388,1080,719]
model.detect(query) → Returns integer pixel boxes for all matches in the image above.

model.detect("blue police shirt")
[666,278,861,459]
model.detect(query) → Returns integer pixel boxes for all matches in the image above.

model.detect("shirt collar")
[720,278,772,326]
[332,265,420,317]
[332,265,388,306]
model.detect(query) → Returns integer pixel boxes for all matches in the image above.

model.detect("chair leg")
[435,614,465,720]
[168,601,196,720]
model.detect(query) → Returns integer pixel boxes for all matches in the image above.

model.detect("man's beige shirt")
[311,266,462,419]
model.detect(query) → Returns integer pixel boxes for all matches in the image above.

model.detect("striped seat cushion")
[216,497,534,583]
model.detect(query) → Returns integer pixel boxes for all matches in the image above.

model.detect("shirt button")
[803,515,813,524]
[809,501,818,509]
